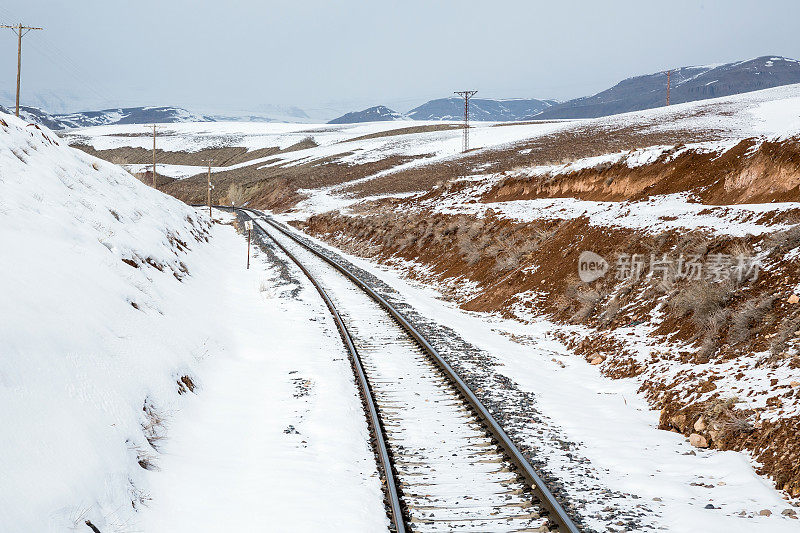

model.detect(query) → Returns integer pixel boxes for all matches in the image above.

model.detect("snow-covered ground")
[0,112,385,532]
[137,213,386,532]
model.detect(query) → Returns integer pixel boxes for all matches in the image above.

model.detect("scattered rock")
[782,508,798,517]
[694,416,707,432]
[789,294,800,304]
[689,433,709,448]
[670,413,687,431]
[704,503,717,509]
[790,381,800,388]
[766,396,783,408]
[590,355,606,365]
[759,509,772,516]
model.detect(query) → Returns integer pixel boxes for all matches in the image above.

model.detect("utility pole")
[1,23,43,117]
[666,70,672,106]
[202,159,214,218]
[146,124,162,187]
[454,90,477,153]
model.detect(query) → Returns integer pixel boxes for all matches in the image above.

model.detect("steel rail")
[238,209,406,533]
[243,208,580,533]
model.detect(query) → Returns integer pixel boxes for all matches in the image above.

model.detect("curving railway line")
[237,208,580,533]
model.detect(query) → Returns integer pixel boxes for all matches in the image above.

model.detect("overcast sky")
[1,1,798,119]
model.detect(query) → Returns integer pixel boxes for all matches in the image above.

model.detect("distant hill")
[327,56,800,124]
[54,106,212,129]
[407,98,557,121]
[0,105,213,130]
[0,106,67,130]
[538,56,800,119]
[328,105,404,124]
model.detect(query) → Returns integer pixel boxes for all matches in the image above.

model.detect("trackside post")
[245,219,253,269]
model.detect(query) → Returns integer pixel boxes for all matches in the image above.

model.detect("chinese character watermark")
[578,251,759,283]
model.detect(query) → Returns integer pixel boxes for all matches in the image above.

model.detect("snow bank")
[0,111,209,532]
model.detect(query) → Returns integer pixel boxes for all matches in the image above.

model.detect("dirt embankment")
[485,137,800,205]
[162,153,429,212]
[298,204,800,498]
[72,137,318,169]
[74,137,431,212]
[341,123,724,198]
[341,123,462,143]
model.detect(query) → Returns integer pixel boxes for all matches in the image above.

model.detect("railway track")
[238,208,579,533]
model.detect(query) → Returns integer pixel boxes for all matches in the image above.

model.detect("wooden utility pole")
[454,90,478,152]
[202,159,214,218]
[1,23,43,117]
[666,70,672,106]
[146,124,162,187]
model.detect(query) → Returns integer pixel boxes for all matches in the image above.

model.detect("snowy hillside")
[0,111,211,531]
[0,111,386,532]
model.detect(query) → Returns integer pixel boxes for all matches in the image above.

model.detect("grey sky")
[1,1,798,119]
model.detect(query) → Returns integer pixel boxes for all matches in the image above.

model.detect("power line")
[0,5,114,110]
[1,23,43,116]
[25,36,114,108]
[454,90,477,153]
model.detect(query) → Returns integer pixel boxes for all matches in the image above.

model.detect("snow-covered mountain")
[0,105,68,130]
[537,55,800,119]
[328,105,404,124]
[55,106,212,128]
[407,98,557,121]
[0,105,214,130]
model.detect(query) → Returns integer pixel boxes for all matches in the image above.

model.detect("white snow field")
[0,112,385,532]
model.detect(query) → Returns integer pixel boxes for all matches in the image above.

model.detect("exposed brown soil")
[298,204,800,498]
[73,135,430,212]
[490,120,571,127]
[161,153,429,212]
[341,123,463,143]
[486,137,800,205]
[341,123,724,198]
[72,137,317,168]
